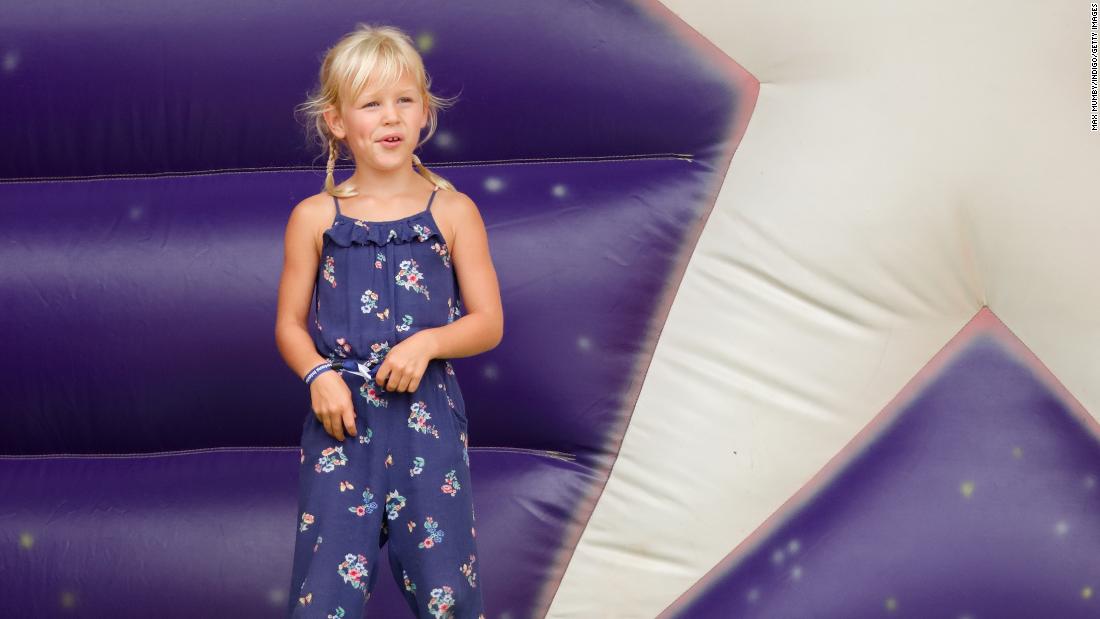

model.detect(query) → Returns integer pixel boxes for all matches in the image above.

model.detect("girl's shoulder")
[431,186,478,215]
[289,190,337,218]
[303,190,337,213]
[284,192,340,257]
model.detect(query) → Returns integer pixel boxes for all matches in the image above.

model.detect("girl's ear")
[323,105,345,139]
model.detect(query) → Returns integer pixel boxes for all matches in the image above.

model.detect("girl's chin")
[370,145,407,159]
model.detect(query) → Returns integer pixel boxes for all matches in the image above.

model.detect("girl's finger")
[328,415,344,441]
[343,409,357,437]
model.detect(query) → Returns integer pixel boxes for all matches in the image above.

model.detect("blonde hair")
[295,23,458,197]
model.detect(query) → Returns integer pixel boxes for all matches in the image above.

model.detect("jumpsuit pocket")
[448,401,468,434]
[444,370,469,430]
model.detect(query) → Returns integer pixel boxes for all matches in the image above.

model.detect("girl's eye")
[362,97,414,108]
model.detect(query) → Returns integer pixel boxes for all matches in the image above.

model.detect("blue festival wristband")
[303,361,335,385]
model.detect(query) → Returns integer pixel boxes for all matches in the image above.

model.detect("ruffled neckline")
[322,210,442,247]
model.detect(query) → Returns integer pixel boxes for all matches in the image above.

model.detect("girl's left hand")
[375,330,437,393]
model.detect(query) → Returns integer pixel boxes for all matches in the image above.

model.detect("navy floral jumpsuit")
[288,185,486,619]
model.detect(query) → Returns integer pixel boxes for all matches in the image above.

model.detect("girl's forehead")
[354,73,420,99]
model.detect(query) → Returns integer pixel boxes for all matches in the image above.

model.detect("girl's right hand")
[309,371,358,441]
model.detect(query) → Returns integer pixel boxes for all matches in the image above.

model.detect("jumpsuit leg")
[381,364,485,619]
[288,376,390,619]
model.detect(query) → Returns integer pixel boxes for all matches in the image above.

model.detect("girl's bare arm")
[275,197,328,380]
[425,191,504,360]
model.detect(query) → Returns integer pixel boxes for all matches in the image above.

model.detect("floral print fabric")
[288,187,485,619]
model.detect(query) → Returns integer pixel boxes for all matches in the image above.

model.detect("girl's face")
[327,72,428,172]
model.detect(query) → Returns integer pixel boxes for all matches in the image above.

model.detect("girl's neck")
[344,167,426,197]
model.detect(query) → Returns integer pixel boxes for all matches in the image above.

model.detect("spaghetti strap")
[331,195,342,222]
[426,185,440,213]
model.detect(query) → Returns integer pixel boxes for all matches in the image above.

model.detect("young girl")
[275,23,502,619]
